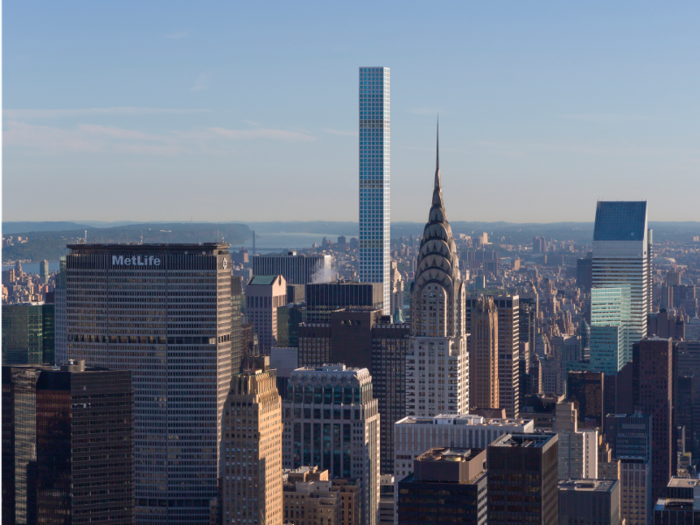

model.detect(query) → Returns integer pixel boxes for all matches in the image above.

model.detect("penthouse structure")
[252,252,332,285]
[61,243,232,524]
[394,414,534,481]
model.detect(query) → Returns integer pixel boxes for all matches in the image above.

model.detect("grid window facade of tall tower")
[62,244,232,524]
[359,67,390,315]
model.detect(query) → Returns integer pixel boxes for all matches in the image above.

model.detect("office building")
[394,414,534,481]
[568,371,605,429]
[371,320,410,474]
[283,365,380,525]
[270,346,299,398]
[653,498,700,525]
[592,201,651,350]
[634,338,673,502]
[487,433,559,525]
[222,356,283,525]
[231,275,244,374]
[331,479,362,525]
[277,302,306,348]
[247,274,288,354]
[62,243,232,524]
[39,259,50,284]
[406,129,469,418]
[605,413,653,525]
[469,296,499,411]
[379,475,394,525]
[555,402,598,480]
[397,448,488,525]
[252,252,332,285]
[558,479,621,525]
[54,256,67,365]
[283,467,341,525]
[359,66,391,315]
[677,341,700,458]
[2,302,55,366]
[590,286,632,374]
[577,257,593,293]
[494,295,520,417]
[305,281,383,322]
[2,361,134,524]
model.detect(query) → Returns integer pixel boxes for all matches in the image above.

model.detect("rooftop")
[558,479,618,492]
[68,242,229,251]
[593,201,647,242]
[248,275,283,286]
[490,432,556,448]
[396,414,534,428]
[667,477,700,489]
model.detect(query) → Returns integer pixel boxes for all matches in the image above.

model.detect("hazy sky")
[4,1,700,223]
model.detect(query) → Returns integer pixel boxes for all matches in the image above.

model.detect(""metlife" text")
[112,255,161,266]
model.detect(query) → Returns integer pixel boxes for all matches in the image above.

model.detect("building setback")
[62,243,232,524]
[394,414,534,482]
[2,361,134,524]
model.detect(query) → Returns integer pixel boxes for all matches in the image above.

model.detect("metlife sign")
[112,255,161,267]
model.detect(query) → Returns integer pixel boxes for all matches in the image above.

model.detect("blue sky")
[4,1,699,223]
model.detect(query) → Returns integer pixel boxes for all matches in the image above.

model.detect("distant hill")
[3,221,90,234]
[2,222,251,263]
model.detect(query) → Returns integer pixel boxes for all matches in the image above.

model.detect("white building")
[555,402,598,481]
[393,414,534,481]
[592,201,651,357]
[405,128,469,418]
[359,67,391,315]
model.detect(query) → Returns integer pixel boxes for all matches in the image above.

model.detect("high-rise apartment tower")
[359,67,391,315]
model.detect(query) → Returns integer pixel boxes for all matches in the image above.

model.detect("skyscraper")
[283,365,380,525]
[633,337,673,503]
[487,433,559,525]
[494,295,520,417]
[222,356,283,525]
[252,252,332,285]
[246,274,288,354]
[405,127,469,417]
[63,243,232,524]
[2,302,54,365]
[590,286,632,374]
[2,361,134,524]
[592,201,651,351]
[359,66,390,315]
[469,296,499,411]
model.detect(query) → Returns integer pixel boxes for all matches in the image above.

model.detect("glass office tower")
[592,201,651,350]
[590,286,631,374]
[359,67,390,315]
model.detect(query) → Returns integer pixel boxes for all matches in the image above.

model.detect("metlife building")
[62,243,233,524]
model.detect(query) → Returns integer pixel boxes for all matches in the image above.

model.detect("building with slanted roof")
[246,274,287,354]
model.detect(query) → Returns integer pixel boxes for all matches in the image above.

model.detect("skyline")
[4,1,700,223]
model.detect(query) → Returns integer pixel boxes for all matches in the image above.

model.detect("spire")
[435,115,441,190]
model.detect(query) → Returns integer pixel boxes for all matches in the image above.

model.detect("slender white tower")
[359,67,390,315]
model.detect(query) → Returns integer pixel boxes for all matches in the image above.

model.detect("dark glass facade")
[487,433,559,525]
[2,303,54,366]
[2,363,134,524]
[306,282,384,322]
